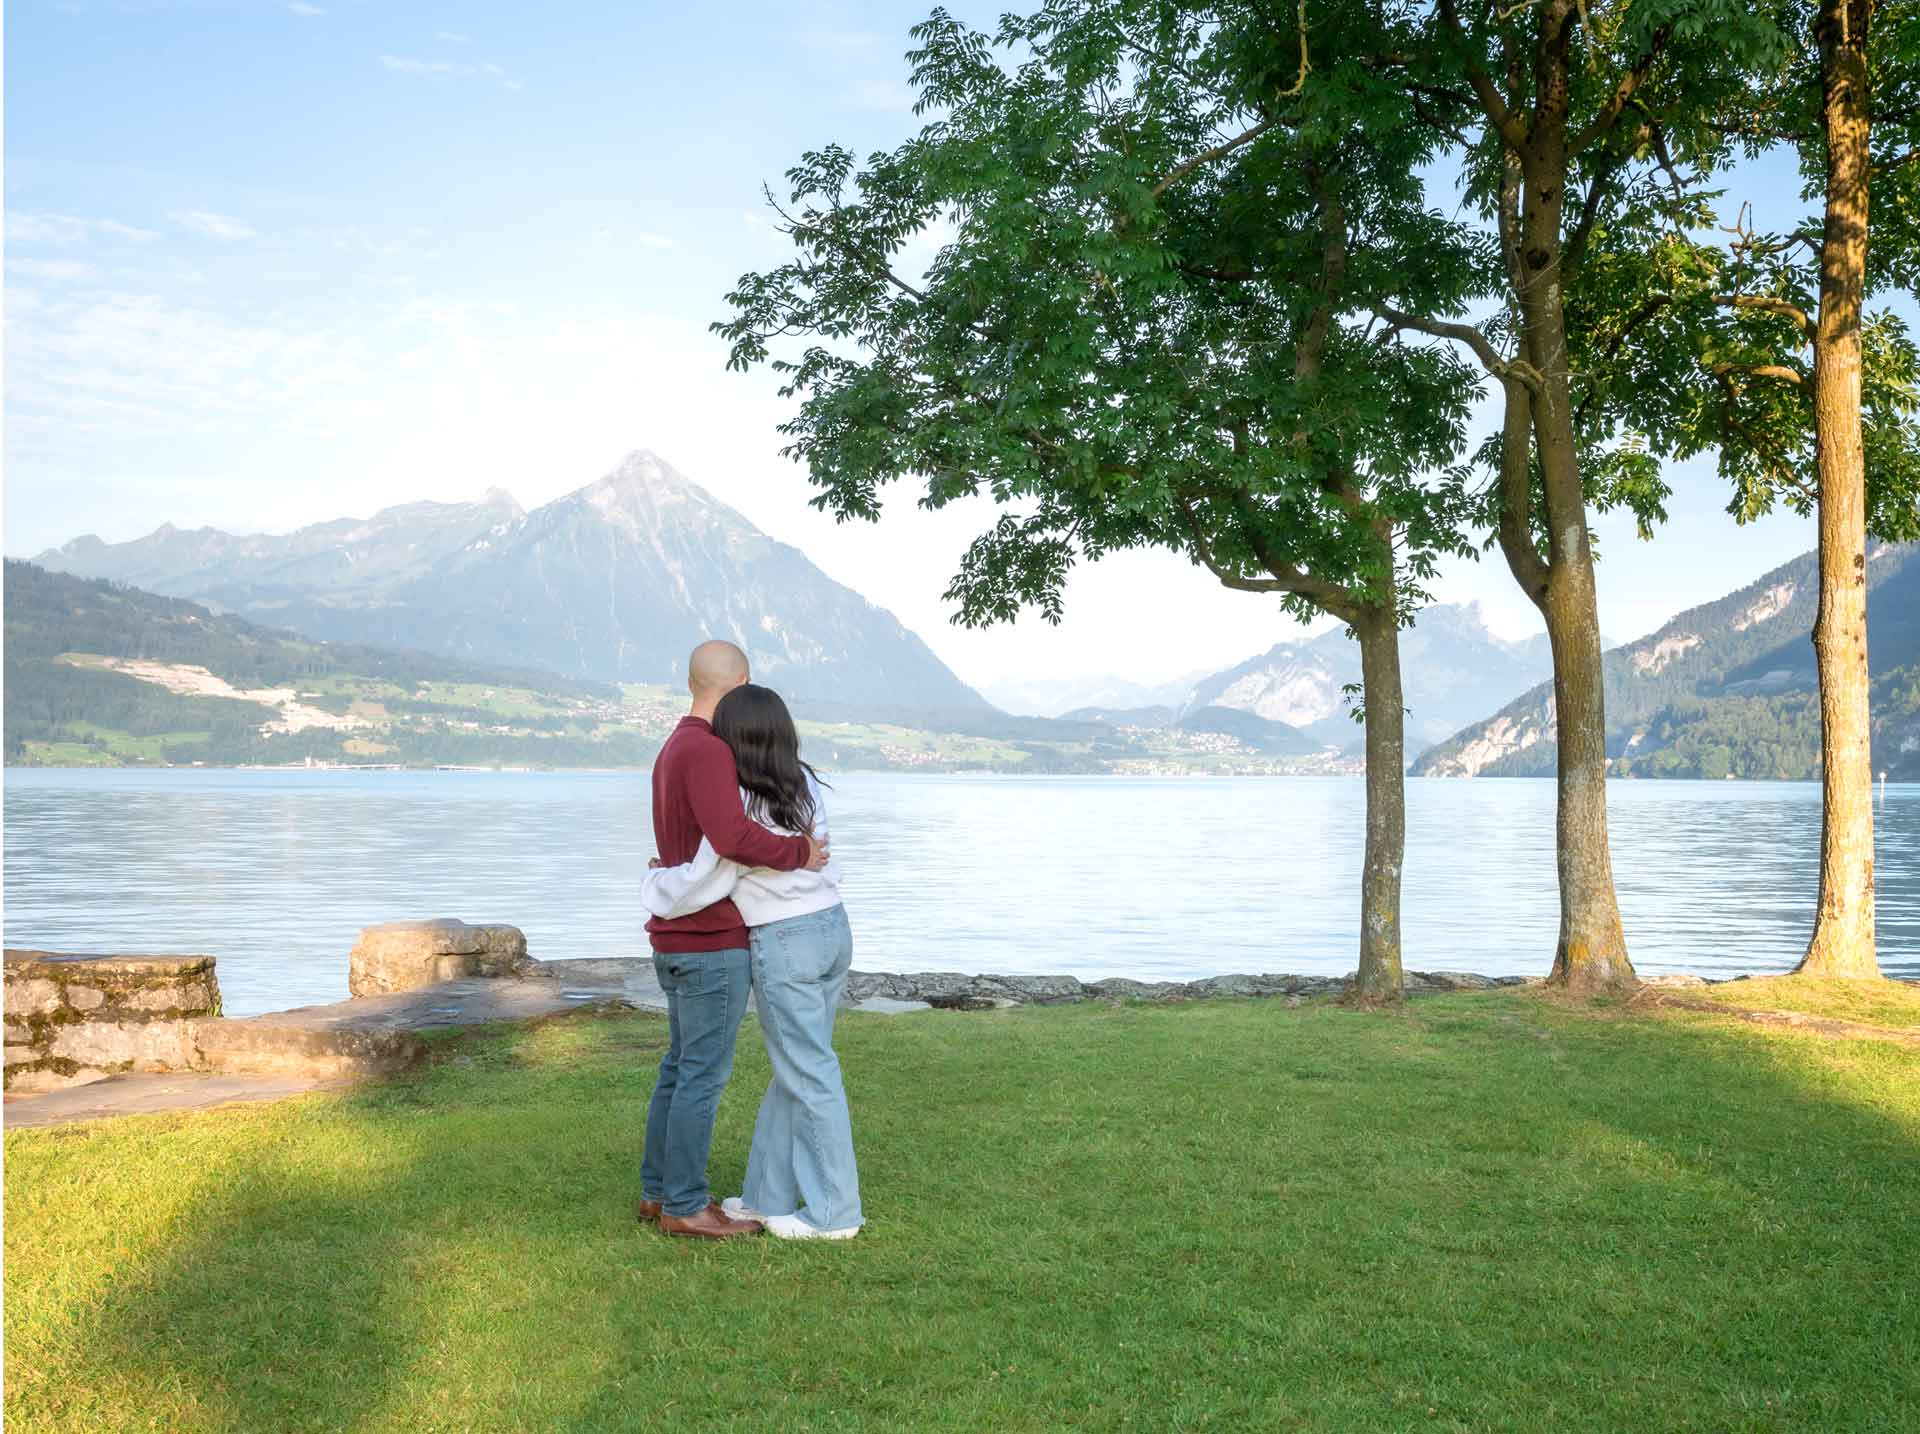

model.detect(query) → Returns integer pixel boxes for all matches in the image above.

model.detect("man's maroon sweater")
[646,716,811,953]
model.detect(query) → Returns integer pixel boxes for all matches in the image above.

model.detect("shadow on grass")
[13,995,1920,1432]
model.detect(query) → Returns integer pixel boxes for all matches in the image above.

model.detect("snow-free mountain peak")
[30,449,988,712]
[569,449,736,534]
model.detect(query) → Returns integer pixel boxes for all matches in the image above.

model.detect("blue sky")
[1,0,1878,685]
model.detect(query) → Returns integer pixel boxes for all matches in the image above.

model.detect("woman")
[641,682,862,1241]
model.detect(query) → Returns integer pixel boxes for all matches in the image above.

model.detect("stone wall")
[3,951,222,1093]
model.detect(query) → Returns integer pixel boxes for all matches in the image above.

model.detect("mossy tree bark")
[1350,606,1408,1004]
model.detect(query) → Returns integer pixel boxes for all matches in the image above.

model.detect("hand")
[805,834,831,872]
[647,857,662,869]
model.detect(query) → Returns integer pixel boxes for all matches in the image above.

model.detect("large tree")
[1793,0,1920,976]
[1352,0,1787,991]
[1596,0,1920,977]
[716,3,1482,1000]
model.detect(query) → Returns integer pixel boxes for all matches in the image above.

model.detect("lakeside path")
[5,981,1918,1431]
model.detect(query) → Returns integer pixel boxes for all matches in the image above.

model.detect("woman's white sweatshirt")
[640,776,841,928]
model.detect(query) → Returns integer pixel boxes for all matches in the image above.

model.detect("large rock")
[348,920,532,997]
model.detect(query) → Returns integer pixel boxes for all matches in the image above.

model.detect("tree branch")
[1701,118,1815,144]
[1710,360,1806,387]
[1151,116,1282,199]
[1574,295,1672,426]
[1569,24,1674,156]
[1563,151,1624,276]
[1711,369,1815,501]
[1176,262,1262,283]
[1439,0,1530,150]
[1494,378,1552,606]
[1712,292,1816,343]
[1294,167,1347,383]
[1174,493,1356,616]
[1375,305,1543,391]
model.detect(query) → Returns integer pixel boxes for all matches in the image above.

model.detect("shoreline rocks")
[843,967,1534,1010]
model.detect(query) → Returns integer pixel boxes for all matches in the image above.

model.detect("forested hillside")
[1412,546,1920,780]
[4,561,654,768]
[4,562,1350,775]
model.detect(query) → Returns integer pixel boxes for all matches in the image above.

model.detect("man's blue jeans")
[641,947,752,1218]
[742,904,863,1232]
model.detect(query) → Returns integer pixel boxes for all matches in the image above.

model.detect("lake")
[4,768,1916,1015]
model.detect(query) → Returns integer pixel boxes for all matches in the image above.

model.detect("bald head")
[688,640,749,715]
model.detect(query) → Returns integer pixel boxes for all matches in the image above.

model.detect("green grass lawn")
[1686,973,1920,1029]
[6,991,1918,1432]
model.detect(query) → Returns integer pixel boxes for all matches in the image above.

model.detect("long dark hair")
[711,683,827,835]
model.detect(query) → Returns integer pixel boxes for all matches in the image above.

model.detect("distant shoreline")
[7,761,1908,786]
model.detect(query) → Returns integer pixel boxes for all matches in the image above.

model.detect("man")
[637,639,828,1240]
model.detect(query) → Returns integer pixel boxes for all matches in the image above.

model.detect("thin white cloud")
[381,55,469,75]
[436,31,473,44]
[170,210,259,241]
[380,54,521,88]
[7,258,102,283]
[288,3,325,15]
[9,212,161,245]
[636,232,674,249]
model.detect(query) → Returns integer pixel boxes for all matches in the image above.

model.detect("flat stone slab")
[3,1070,343,1128]
[190,960,667,1081]
[5,951,218,979]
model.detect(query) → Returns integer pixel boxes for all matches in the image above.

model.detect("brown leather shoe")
[637,1198,729,1224]
[658,1204,764,1240]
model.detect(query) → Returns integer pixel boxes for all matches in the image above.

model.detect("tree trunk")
[1540,556,1635,991]
[1507,110,1636,994]
[1350,606,1406,1003]
[1797,0,1880,979]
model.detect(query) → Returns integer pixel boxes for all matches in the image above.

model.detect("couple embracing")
[634,640,862,1242]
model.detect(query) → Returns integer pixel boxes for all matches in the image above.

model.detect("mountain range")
[986,609,1556,747]
[32,451,987,712]
[1176,605,1560,749]
[2,561,1355,775]
[30,451,1916,781]
[981,670,1206,719]
[1413,543,1920,780]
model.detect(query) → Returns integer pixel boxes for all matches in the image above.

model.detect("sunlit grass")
[6,992,1917,1432]
[1691,973,1920,1030]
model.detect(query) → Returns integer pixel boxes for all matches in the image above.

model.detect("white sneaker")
[764,1213,861,1241]
[722,1196,775,1223]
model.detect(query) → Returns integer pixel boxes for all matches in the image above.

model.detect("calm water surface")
[5,769,1916,1015]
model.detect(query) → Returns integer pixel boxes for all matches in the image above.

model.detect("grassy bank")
[6,989,1918,1432]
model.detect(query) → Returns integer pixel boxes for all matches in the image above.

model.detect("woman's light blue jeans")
[744,904,863,1232]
